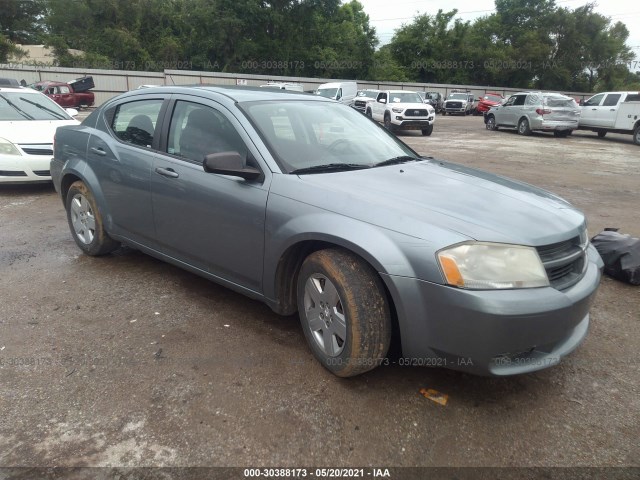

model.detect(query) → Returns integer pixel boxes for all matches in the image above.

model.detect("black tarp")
[591,229,640,285]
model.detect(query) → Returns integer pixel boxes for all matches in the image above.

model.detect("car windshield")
[357,90,378,98]
[484,95,502,102]
[449,93,468,100]
[316,88,338,99]
[389,92,422,103]
[544,96,577,108]
[425,92,439,99]
[241,100,418,173]
[0,92,72,121]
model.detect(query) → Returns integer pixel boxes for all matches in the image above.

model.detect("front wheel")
[365,108,372,118]
[65,181,120,256]
[597,131,607,138]
[422,124,433,136]
[518,117,532,136]
[383,114,394,132]
[297,249,392,377]
[486,115,497,131]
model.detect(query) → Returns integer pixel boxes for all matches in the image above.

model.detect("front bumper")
[381,244,602,375]
[392,117,434,130]
[0,153,53,183]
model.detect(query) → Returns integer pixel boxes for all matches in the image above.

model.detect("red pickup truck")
[31,76,95,108]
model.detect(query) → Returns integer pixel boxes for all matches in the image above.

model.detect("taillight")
[536,108,552,115]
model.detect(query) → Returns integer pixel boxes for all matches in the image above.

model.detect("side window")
[584,94,604,107]
[602,94,621,107]
[504,96,516,106]
[513,95,527,106]
[377,92,387,102]
[59,86,71,94]
[526,94,540,106]
[111,99,163,148]
[626,94,640,102]
[167,101,248,164]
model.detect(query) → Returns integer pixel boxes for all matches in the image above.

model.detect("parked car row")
[483,90,640,144]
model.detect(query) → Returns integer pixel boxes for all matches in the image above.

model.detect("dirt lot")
[0,112,638,472]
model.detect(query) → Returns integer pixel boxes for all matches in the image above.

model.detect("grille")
[33,170,51,176]
[0,170,27,177]
[354,100,367,107]
[446,101,462,109]
[536,235,586,290]
[405,109,429,116]
[21,147,53,156]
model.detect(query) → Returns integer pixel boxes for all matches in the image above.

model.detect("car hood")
[392,102,430,110]
[279,160,585,246]
[0,119,79,143]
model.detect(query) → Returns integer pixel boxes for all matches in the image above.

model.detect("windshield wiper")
[0,93,35,120]
[290,163,372,175]
[374,156,419,167]
[19,96,67,120]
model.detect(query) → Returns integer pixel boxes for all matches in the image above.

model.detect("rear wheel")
[634,125,640,145]
[518,117,532,136]
[597,131,607,138]
[297,249,392,377]
[65,181,120,256]
[422,124,433,136]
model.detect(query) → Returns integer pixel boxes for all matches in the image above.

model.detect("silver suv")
[485,91,580,137]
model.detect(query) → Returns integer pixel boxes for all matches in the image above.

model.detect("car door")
[88,97,167,245]
[372,92,387,121]
[599,93,623,128]
[580,93,605,127]
[150,96,269,292]
[495,95,516,126]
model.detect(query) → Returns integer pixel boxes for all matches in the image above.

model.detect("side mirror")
[65,108,79,117]
[379,98,387,104]
[203,152,261,181]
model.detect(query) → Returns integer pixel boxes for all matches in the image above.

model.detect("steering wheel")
[327,138,354,154]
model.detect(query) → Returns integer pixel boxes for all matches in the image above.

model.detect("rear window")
[625,94,640,102]
[545,96,577,108]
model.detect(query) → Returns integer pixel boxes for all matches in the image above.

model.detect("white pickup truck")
[365,90,435,136]
[578,91,640,145]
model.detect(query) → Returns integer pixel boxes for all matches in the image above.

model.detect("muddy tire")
[518,117,532,136]
[297,248,391,377]
[65,181,120,256]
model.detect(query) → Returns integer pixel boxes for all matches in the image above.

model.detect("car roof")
[113,85,326,104]
[0,86,39,94]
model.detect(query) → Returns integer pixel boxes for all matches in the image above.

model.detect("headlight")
[0,137,21,156]
[392,107,403,113]
[437,242,549,289]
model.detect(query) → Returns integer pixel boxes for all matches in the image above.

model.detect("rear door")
[88,97,167,245]
[150,96,270,292]
[599,93,624,128]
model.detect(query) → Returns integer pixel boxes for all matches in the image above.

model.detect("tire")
[554,130,569,138]
[518,117,532,136]
[383,113,394,132]
[441,111,446,116]
[365,108,372,118]
[634,125,640,145]
[65,180,120,256]
[486,115,498,131]
[297,248,392,377]
[422,124,433,136]
[597,131,607,138]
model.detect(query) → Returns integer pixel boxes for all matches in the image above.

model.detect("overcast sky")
[359,0,640,67]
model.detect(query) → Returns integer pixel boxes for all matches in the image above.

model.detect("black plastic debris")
[591,229,640,285]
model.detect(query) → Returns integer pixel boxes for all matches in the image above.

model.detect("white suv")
[366,90,435,136]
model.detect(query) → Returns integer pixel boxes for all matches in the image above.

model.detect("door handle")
[155,167,179,178]
[610,109,616,111]
[90,147,106,156]
[591,108,597,110]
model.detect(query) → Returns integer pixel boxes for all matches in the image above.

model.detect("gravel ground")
[0,111,638,472]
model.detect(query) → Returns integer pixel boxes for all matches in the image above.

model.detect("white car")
[0,85,79,183]
[367,90,436,136]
